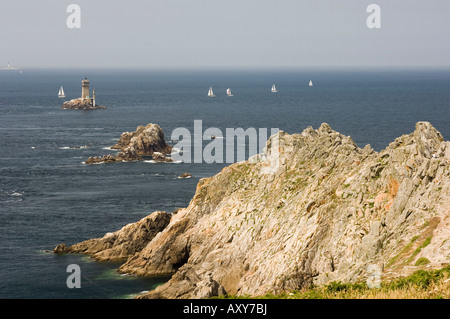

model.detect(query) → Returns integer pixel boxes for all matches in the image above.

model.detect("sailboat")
[309,80,313,87]
[58,86,66,98]
[271,84,278,93]
[227,88,233,97]
[208,86,215,97]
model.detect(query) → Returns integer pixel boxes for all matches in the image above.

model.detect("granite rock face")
[54,211,171,262]
[60,122,449,298]
[111,123,172,156]
[85,123,172,164]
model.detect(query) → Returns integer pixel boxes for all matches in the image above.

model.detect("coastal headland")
[55,121,450,299]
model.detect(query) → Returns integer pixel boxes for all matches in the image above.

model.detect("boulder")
[85,123,172,164]
[111,123,172,156]
[152,152,173,162]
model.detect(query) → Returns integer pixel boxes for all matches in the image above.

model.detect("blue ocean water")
[0,69,449,299]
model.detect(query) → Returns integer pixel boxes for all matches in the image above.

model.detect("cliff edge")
[56,122,449,298]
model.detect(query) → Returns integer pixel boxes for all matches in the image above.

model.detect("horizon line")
[7,65,450,73]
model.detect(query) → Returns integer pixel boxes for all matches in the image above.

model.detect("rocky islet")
[84,123,173,164]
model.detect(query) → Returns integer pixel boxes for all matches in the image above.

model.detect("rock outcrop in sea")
[85,123,173,164]
[62,98,106,110]
[56,122,449,298]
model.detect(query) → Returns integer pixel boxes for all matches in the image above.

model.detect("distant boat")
[271,84,278,93]
[227,88,233,97]
[58,86,65,98]
[208,86,215,97]
[309,80,313,87]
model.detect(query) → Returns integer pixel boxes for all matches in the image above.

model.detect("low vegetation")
[214,266,450,299]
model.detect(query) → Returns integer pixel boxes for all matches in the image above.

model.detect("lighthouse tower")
[81,77,90,101]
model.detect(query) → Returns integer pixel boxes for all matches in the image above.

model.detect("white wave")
[102,146,119,151]
[59,145,91,150]
[143,160,182,164]
[82,161,106,165]
[11,192,23,196]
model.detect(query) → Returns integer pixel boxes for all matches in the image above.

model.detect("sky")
[0,0,449,70]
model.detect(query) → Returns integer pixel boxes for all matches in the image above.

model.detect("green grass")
[406,237,432,264]
[415,258,431,266]
[212,265,450,299]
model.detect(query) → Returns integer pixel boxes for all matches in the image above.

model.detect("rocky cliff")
[57,122,449,298]
[85,123,173,164]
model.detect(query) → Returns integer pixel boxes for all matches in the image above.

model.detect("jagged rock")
[111,123,172,156]
[62,98,105,110]
[66,121,449,299]
[54,211,170,262]
[85,123,172,164]
[178,173,192,179]
[152,152,173,162]
[53,243,69,254]
[85,146,141,164]
[192,273,223,298]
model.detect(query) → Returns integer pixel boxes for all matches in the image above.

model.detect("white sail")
[227,88,233,97]
[58,86,65,98]
[208,86,215,97]
[309,80,313,87]
[271,84,277,93]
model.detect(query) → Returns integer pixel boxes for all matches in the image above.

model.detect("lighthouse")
[62,77,105,109]
[81,77,90,101]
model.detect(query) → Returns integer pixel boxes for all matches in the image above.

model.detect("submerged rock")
[62,121,449,299]
[85,146,140,164]
[53,243,69,254]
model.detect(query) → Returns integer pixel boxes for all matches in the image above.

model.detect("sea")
[0,68,449,299]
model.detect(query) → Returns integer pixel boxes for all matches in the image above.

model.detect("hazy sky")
[1,0,449,69]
